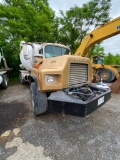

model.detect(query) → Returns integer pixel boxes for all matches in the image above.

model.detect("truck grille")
[69,63,88,86]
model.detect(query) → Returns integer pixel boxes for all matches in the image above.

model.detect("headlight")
[47,76,54,83]
[45,75,57,84]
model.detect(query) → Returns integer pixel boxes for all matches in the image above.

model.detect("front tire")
[1,74,8,89]
[30,82,48,115]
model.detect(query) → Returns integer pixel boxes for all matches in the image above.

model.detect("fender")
[29,74,40,91]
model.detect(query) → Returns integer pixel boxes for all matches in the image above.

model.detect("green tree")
[89,43,105,57]
[115,54,120,65]
[58,0,111,52]
[0,0,54,43]
[105,53,120,65]
[51,17,60,42]
[0,0,55,78]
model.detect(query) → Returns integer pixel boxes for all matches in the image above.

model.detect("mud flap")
[48,86,111,117]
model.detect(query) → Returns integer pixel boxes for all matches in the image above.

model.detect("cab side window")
[39,49,43,54]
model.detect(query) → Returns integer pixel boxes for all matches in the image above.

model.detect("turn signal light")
[35,64,39,69]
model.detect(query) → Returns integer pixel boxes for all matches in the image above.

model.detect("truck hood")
[39,55,90,70]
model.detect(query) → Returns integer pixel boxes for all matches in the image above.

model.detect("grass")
[9,76,20,83]
[8,71,20,83]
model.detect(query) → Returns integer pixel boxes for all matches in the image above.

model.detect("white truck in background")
[0,47,11,89]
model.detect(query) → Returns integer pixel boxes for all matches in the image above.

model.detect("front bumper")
[48,85,111,117]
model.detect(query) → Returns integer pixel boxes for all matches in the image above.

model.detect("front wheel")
[30,82,48,115]
[1,74,8,89]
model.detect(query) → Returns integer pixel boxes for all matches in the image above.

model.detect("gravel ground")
[0,82,120,160]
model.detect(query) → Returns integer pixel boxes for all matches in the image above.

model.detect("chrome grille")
[69,63,88,86]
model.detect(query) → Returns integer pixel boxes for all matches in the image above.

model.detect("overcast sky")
[49,0,120,55]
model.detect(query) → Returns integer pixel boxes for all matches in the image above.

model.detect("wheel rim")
[102,73,108,79]
[100,69,113,82]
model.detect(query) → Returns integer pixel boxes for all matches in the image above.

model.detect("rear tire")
[97,69,116,83]
[19,72,26,85]
[1,74,8,89]
[30,82,48,115]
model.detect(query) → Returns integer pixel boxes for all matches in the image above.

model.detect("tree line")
[0,0,119,79]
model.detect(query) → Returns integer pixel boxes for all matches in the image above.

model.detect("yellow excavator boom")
[74,16,120,56]
[74,16,120,92]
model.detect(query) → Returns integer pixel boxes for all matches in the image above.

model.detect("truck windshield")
[45,45,70,58]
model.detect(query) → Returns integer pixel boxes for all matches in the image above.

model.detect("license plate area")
[98,96,104,106]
